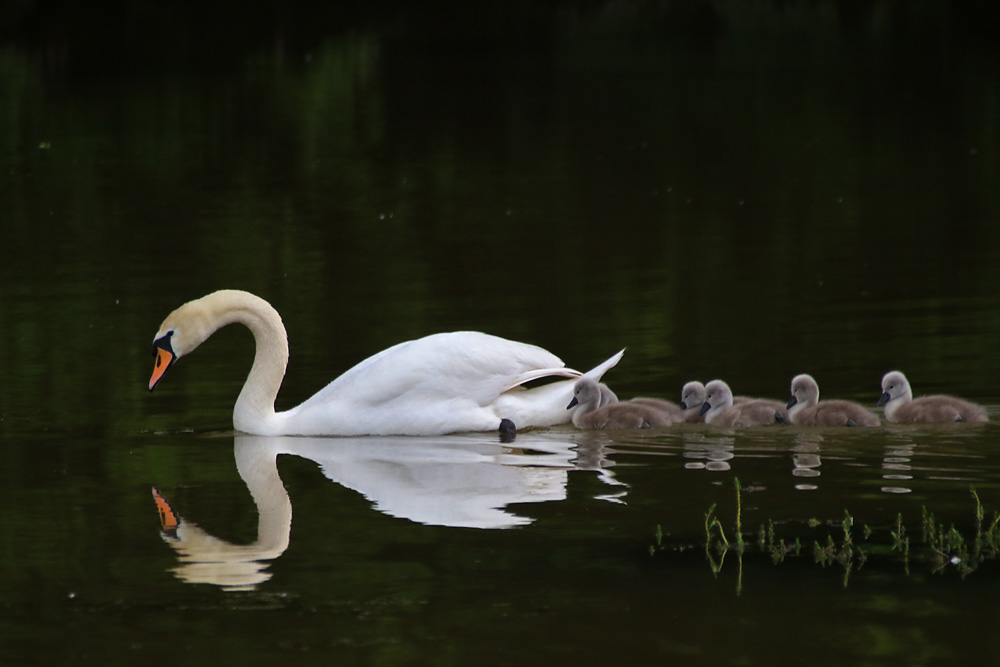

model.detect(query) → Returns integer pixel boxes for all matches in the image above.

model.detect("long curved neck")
[202,291,290,434]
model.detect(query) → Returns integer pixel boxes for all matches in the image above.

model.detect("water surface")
[2,3,1000,664]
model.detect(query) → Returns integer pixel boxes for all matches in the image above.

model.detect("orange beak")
[149,347,174,391]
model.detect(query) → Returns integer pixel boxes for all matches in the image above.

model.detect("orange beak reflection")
[152,487,179,531]
[149,347,174,391]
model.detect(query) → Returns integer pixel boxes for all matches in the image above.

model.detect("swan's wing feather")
[581,348,625,380]
[491,348,626,427]
[297,331,567,409]
[499,349,624,394]
[500,367,583,393]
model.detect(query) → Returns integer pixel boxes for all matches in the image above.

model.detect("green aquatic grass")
[652,484,1000,588]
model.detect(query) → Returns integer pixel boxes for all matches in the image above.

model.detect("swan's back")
[297,332,568,410]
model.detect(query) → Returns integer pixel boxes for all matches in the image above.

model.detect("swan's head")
[788,373,819,410]
[149,296,220,391]
[679,381,705,410]
[877,370,911,407]
[567,378,602,412]
[700,380,733,416]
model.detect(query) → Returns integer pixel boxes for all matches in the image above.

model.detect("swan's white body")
[149,290,624,436]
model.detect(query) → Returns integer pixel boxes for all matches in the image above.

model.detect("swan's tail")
[500,348,626,393]
[581,348,626,381]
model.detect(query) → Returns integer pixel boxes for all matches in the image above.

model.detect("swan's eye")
[153,330,176,359]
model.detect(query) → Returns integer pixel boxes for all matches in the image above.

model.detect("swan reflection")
[153,432,621,590]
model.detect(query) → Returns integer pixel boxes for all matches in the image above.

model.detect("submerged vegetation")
[651,479,1000,591]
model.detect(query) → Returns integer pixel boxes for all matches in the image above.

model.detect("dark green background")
[2,2,999,664]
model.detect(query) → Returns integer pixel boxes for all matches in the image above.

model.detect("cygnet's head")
[680,381,706,410]
[700,380,734,415]
[878,370,912,406]
[788,374,820,410]
[567,377,603,412]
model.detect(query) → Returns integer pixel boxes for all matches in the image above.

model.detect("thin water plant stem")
[649,524,664,556]
[734,477,744,554]
[704,504,730,577]
[705,503,729,548]
[971,487,984,526]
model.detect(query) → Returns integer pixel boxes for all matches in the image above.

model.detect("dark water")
[3,3,1000,664]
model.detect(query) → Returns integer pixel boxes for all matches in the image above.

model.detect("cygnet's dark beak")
[679,401,688,410]
[699,401,711,416]
[876,392,890,407]
[567,396,579,410]
[786,396,798,410]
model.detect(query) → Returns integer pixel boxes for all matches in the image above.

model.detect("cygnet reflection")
[880,437,915,494]
[791,432,824,490]
[681,432,736,471]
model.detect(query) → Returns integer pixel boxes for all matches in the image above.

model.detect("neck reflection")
[153,432,622,590]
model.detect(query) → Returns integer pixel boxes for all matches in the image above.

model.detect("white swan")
[149,290,624,436]
[877,370,987,423]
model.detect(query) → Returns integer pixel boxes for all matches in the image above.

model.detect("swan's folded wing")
[296,331,569,409]
[499,348,626,393]
[500,367,582,393]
